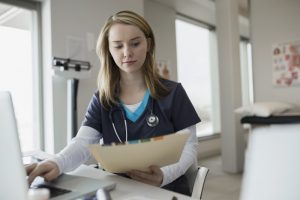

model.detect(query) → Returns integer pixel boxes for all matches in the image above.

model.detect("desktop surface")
[26,150,197,200]
[69,164,197,200]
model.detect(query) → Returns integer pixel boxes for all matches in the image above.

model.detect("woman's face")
[108,23,148,75]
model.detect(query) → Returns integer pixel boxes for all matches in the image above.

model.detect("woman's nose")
[123,46,133,58]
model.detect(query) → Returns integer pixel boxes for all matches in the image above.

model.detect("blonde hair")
[96,10,168,109]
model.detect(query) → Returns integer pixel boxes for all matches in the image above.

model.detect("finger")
[149,166,163,184]
[27,167,43,185]
[131,170,162,186]
[27,162,52,185]
[128,172,155,185]
[149,165,163,177]
[25,163,37,175]
[133,166,162,182]
[43,168,59,182]
[130,170,154,181]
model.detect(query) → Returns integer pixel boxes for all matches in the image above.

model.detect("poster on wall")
[156,60,170,80]
[272,40,300,87]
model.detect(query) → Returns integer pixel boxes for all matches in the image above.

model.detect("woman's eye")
[114,45,122,49]
[132,42,140,47]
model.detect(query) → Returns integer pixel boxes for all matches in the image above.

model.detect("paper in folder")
[88,132,189,173]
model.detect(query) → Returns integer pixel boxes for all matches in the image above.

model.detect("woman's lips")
[122,60,137,64]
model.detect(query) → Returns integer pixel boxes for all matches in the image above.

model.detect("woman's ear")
[147,38,151,52]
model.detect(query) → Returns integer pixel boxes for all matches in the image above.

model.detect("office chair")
[185,163,209,199]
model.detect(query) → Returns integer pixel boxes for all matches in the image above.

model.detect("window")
[240,39,253,106]
[0,1,42,152]
[175,16,220,137]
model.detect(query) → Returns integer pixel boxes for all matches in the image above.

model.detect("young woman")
[26,10,200,195]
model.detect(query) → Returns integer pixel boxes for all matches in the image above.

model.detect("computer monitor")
[0,91,29,200]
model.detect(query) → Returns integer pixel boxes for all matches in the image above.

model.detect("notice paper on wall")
[88,132,189,173]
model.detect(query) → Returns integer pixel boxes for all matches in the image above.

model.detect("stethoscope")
[109,98,159,143]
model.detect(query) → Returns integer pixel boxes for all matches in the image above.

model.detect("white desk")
[69,165,196,200]
[25,151,196,200]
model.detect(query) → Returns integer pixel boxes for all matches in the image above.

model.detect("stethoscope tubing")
[111,119,127,143]
[109,98,158,143]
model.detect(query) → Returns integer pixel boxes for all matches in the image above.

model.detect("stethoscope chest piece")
[146,113,159,127]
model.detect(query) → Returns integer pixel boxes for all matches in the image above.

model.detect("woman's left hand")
[127,165,163,186]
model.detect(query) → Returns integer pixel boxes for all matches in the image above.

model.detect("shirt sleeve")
[160,125,198,186]
[49,126,102,174]
[171,83,201,131]
[81,92,103,133]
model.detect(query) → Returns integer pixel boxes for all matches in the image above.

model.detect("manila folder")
[88,133,189,173]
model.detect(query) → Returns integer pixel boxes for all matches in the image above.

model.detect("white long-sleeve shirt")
[50,125,198,187]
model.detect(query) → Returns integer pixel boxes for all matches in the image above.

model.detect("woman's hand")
[127,165,163,186]
[25,160,60,186]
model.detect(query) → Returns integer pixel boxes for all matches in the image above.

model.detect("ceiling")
[156,0,249,17]
[205,0,249,12]
[0,3,11,16]
[0,2,30,30]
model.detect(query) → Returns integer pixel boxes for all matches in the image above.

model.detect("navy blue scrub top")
[82,79,201,144]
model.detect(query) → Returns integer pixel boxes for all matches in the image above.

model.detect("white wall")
[153,0,215,26]
[251,0,300,105]
[144,0,177,80]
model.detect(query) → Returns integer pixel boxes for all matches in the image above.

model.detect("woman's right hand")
[25,160,60,186]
